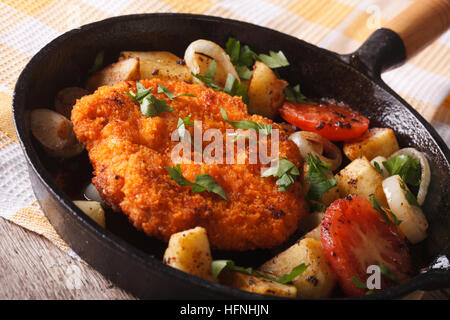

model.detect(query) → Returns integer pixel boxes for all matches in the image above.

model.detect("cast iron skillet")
[13,13,450,299]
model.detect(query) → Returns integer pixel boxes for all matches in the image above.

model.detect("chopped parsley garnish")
[157,84,196,100]
[257,50,290,69]
[225,37,257,81]
[88,50,104,74]
[378,265,397,283]
[211,259,307,284]
[191,60,222,90]
[351,276,367,289]
[373,161,384,175]
[126,82,174,117]
[383,154,421,186]
[400,181,420,207]
[224,73,248,103]
[369,195,402,226]
[220,108,272,135]
[165,164,227,200]
[284,84,307,103]
[261,158,300,192]
[305,153,338,212]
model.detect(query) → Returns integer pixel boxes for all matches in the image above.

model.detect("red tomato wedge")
[321,195,413,296]
[280,100,369,141]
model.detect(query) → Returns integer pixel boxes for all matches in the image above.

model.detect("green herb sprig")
[261,158,300,192]
[220,108,272,135]
[125,82,174,117]
[211,259,307,284]
[165,165,227,200]
[370,195,402,226]
[305,153,338,212]
[383,154,421,187]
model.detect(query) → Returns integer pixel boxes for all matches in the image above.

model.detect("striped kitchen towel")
[0,0,448,254]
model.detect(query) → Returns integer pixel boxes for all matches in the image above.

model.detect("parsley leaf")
[383,154,421,186]
[373,161,384,175]
[192,60,222,90]
[257,50,290,68]
[305,153,338,211]
[225,37,257,80]
[378,265,397,283]
[220,108,272,135]
[400,181,420,207]
[370,195,402,226]
[224,73,248,103]
[261,158,300,192]
[140,94,174,117]
[126,82,174,117]
[157,84,196,100]
[351,276,367,289]
[211,259,307,284]
[165,165,227,200]
[284,84,307,103]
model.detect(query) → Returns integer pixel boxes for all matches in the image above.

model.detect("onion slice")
[382,175,428,244]
[289,131,342,171]
[184,39,240,87]
[389,148,430,205]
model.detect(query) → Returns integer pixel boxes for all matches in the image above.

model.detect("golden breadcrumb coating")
[72,79,308,250]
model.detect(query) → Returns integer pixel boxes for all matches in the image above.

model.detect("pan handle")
[352,0,450,77]
[407,245,450,291]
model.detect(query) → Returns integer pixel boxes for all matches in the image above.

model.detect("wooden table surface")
[0,217,448,300]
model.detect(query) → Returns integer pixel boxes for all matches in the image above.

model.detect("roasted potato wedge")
[219,270,297,298]
[343,128,399,161]
[120,51,192,83]
[54,87,89,118]
[259,238,336,299]
[86,57,140,91]
[163,227,215,281]
[303,225,321,241]
[30,109,83,158]
[247,61,288,119]
[73,200,105,227]
[337,156,388,206]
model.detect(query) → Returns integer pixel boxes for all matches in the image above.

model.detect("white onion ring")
[289,131,342,171]
[389,148,430,205]
[382,175,428,244]
[184,39,240,86]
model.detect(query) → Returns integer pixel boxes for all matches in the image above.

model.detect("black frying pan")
[12,8,450,299]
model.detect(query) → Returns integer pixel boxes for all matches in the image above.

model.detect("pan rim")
[12,12,450,300]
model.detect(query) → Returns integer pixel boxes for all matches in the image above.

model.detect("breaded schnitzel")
[72,79,308,250]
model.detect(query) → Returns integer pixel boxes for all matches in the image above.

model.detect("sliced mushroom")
[54,87,89,119]
[184,39,240,87]
[30,109,83,158]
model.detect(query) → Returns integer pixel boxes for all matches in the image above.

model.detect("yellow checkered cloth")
[0,0,449,254]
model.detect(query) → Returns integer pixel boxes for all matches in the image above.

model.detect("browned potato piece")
[86,57,140,91]
[259,238,336,299]
[120,51,192,83]
[343,128,399,161]
[54,87,89,118]
[219,270,297,298]
[73,200,105,227]
[30,109,83,158]
[163,227,215,282]
[337,156,388,206]
[247,61,288,119]
[303,225,321,241]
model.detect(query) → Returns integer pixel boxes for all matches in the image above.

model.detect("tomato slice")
[280,100,369,141]
[321,195,413,296]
